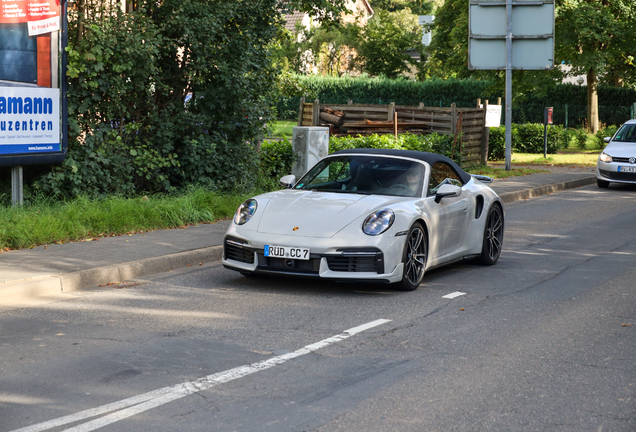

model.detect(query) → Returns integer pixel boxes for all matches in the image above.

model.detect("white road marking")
[10,319,391,432]
[442,291,466,299]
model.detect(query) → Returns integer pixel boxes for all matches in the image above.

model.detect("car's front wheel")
[396,223,428,291]
[597,179,610,188]
[478,204,504,265]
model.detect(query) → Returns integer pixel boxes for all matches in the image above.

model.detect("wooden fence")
[297,98,489,168]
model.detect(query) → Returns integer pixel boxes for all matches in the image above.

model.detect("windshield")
[612,124,636,143]
[294,155,425,197]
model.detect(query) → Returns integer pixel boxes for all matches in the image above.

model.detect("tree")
[41,0,350,196]
[556,0,636,132]
[369,0,434,15]
[353,9,423,78]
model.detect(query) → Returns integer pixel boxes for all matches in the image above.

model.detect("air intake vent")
[224,239,254,264]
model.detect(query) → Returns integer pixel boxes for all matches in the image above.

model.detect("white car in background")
[597,119,636,188]
[222,149,504,291]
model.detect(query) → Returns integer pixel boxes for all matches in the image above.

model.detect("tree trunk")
[587,68,599,133]
[76,0,85,43]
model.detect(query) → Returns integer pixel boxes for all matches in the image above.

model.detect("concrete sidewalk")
[0,166,596,309]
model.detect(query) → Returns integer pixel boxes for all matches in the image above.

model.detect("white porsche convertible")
[223,149,504,290]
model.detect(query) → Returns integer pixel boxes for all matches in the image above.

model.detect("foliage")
[369,0,434,15]
[573,128,589,150]
[488,124,566,160]
[556,0,636,132]
[260,132,456,185]
[594,125,620,149]
[36,0,349,197]
[260,138,294,188]
[352,9,424,78]
[276,74,492,114]
[556,0,636,83]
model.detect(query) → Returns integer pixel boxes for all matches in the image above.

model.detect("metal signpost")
[469,0,555,170]
[543,106,553,158]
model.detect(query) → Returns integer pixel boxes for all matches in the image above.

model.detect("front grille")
[257,254,320,274]
[224,239,254,264]
[599,169,636,182]
[611,156,636,163]
[327,250,384,273]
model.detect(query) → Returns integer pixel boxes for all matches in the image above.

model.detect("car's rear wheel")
[396,223,427,291]
[478,204,504,265]
[597,179,610,188]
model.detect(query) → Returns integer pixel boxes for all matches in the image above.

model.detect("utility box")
[291,127,329,178]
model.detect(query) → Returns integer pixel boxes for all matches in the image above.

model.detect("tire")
[395,223,428,291]
[478,204,504,265]
[597,179,610,188]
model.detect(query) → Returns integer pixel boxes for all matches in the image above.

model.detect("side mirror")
[603,137,611,143]
[435,184,461,203]
[471,174,493,183]
[280,175,296,189]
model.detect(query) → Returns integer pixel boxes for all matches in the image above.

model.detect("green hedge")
[260,133,455,183]
[488,124,567,160]
[278,75,636,127]
[277,75,492,114]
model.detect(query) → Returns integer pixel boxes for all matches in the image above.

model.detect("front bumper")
[222,234,405,284]
[597,161,636,184]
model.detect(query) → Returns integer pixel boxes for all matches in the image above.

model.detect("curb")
[497,176,596,204]
[0,245,223,309]
[0,176,597,308]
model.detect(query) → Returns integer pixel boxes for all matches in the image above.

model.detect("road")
[1,183,635,432]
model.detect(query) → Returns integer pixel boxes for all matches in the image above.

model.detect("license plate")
[618,166,636,173]
[264,245,310,260]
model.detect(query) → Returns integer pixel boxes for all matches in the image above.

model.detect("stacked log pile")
[317,106,429,136]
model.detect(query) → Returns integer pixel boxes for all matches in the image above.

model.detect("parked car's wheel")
[478,204,504,265]
[396,223,427,291]
[597,179,610,188]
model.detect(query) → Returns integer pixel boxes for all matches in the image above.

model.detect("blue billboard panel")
[0,86,60,155]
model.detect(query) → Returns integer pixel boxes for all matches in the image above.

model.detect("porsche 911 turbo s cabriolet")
[222,149,504,290]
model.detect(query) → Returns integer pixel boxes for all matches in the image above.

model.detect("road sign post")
[469,0,555,170]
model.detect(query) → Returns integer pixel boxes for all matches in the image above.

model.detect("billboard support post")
[505,0,512,171]
[11,166,23,206]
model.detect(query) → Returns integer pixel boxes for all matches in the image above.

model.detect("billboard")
[0,0,66,166]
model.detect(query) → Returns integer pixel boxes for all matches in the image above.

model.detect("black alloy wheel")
[478,204,504,265]
[396,223,428,291]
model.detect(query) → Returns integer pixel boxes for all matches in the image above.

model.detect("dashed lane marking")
[442,291,466,299]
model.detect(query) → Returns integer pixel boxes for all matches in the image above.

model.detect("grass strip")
[0,188,249,250]
[492,152,600,166]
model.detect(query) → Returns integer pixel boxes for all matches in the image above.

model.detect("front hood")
[606,142,636,158]
[257,190,405,238]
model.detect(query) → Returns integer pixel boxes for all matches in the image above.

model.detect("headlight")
[233,199,257,225]
[600,152,613,163]
[362,209,395,236]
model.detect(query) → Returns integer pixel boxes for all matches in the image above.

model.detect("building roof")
[283,11,308,32]
[283,1,374,32]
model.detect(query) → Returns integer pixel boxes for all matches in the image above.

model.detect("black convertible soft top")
[332,148,471,184]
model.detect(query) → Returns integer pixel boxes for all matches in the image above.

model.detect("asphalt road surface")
[1,183,635,432]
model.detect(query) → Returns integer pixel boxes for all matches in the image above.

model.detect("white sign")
[480,104,502,127]
[27,15,60,36]
[0,87,60,154]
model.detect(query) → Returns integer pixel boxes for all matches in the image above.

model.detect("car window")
[294,156,425,197]
[428,162,464,195]
[612,124,636,143]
